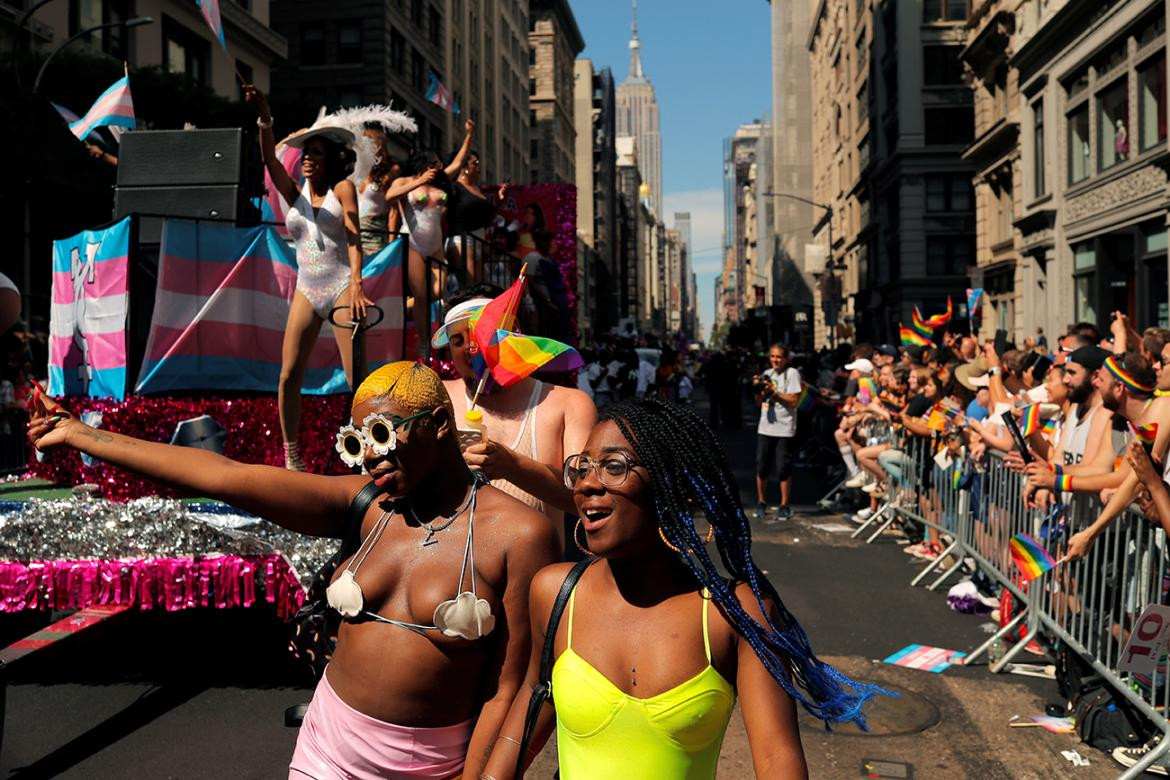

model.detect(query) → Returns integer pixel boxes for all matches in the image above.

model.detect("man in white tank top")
[434,289,598,549]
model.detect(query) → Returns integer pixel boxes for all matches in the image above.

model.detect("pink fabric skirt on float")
[289,669,473,779]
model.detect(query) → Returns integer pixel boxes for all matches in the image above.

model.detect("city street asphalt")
[0,395,1128,778]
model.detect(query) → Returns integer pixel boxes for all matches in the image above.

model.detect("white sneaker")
[862,482,884,494]
[1113,737,1168,775]
[851,508,874,524]
[844,472,867,488]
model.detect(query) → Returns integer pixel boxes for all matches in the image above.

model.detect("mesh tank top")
[489,381,545,513]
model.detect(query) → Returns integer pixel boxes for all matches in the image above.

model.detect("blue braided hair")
[601,397,889,727]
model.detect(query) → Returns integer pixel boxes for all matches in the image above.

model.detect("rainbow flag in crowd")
[67,76,136,142]
[49,218,132,399]
[197,0,226,47]
[1131,421,1159,452]
[900,324,931,347]
[426,72,459,113]
[926,297,953,329]
[1042,418,1057,437]
[911,307,934,339]
[137,220,405,394]
[857,376,878,404]
[796,384,817,414]
[880,395,902,414]
[1020,404,1042,437]
[1010,533,1059,581]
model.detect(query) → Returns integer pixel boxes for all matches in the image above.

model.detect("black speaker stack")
[114,128,262,243]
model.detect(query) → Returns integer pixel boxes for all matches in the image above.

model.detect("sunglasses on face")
[335,411,432,468]
[563,452,644,489]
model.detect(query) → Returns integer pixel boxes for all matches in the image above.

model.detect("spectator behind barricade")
[1054,329,1095,366]
[1129,342,1170,526]
[655,348,678,401]
[678,371,694,403]
[875,344,897,368]
[957,336,978,361]
[966,387,991,422]
[837,355,876,484]
[1066,351,1170,559]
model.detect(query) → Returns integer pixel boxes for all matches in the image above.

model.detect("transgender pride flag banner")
[49,218,132,400]
[137,220,405,395]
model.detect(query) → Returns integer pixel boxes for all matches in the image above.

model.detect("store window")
[923,46,963,85]
[926,235,973,276]
[1139,53,1167,151]
[924,106,974,145]
[1097,77,1129,170]
[301,25,325,66]
[164,17,210,84]
[1068,106,1090,184]
[1073,242,1096,325]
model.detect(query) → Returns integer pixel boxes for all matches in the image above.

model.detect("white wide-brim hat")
[432,298,492,349]
[282,125,356,148]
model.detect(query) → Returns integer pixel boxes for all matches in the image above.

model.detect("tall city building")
[575,59,619,335]
[616,1,662,218]
[770,0,817,347]
[528,0,584,183]
[722,122,773,334]
[674,211,699,339]
[809,0,975,345]
[616,135,645,328]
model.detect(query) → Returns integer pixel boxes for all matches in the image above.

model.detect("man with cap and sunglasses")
[435,285,597,550]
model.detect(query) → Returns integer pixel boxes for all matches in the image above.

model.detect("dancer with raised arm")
[28,362,558,779]
[245,85,373,471]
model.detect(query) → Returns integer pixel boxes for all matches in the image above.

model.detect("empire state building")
[616,1,662,218]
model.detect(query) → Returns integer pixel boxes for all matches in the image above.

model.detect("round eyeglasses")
[563,452,644,489]
[335,410,432,468]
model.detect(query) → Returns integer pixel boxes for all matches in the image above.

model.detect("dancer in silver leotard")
[286,184,350,318]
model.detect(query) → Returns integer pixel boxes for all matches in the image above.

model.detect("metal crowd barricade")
[843,436,1170,777]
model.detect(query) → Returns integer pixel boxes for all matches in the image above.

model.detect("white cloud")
[664,189,723,337]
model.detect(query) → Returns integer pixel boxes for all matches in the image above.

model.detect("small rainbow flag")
[796,384,817,414]
[880,395,902,414]
[927,406,950,432]
[1019,404,1042,437]
[926,297,954,329]
[1131,421,1159,452]
[912,307,934,339]
[1010,533,1059,581]
[900,325,931,347]
[1042,418,1057,437]
[858,376,878,404]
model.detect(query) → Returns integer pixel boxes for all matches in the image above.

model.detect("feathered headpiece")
[328,104,418,186]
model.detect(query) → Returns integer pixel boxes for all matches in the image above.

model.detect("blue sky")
[573,0,773,339]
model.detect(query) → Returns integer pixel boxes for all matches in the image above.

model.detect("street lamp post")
[32,17,154,95]
[763,190,840,348]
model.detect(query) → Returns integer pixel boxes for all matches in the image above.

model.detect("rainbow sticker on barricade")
[882,644,966,673]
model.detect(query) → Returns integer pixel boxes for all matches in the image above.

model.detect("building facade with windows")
[11,0,286,99]
[270,0,530,183]
[574,59,618,336]
[809,0,975,345]
[528,0,583,183]
[1014,0,1169,337]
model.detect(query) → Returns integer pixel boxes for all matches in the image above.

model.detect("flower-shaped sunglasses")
[335,410,432,468]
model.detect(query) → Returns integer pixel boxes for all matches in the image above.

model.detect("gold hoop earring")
[574,518,594,557]
[658,524,714,554]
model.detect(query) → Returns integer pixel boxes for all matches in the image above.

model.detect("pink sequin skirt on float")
[288,669,472,779]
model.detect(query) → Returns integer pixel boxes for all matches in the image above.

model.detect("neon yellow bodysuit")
[550,587,736,779]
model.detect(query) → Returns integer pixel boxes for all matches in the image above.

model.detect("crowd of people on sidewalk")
[802,312,1170,773]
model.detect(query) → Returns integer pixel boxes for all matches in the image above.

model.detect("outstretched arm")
[243,85,299,207]
[444,119,475,179]
[28,396,360,537]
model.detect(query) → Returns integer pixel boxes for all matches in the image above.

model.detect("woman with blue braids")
[481,398,884,779]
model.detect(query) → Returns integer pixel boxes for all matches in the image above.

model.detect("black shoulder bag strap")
[341,481,388,556]
[514,556,596,778]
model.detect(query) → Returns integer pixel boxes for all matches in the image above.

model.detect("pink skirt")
[289,669,473,779]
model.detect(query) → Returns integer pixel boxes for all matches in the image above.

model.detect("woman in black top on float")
[447,149,509,285]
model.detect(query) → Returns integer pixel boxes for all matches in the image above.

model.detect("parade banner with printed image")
[49,217,132,400]
[137,219,405,395]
